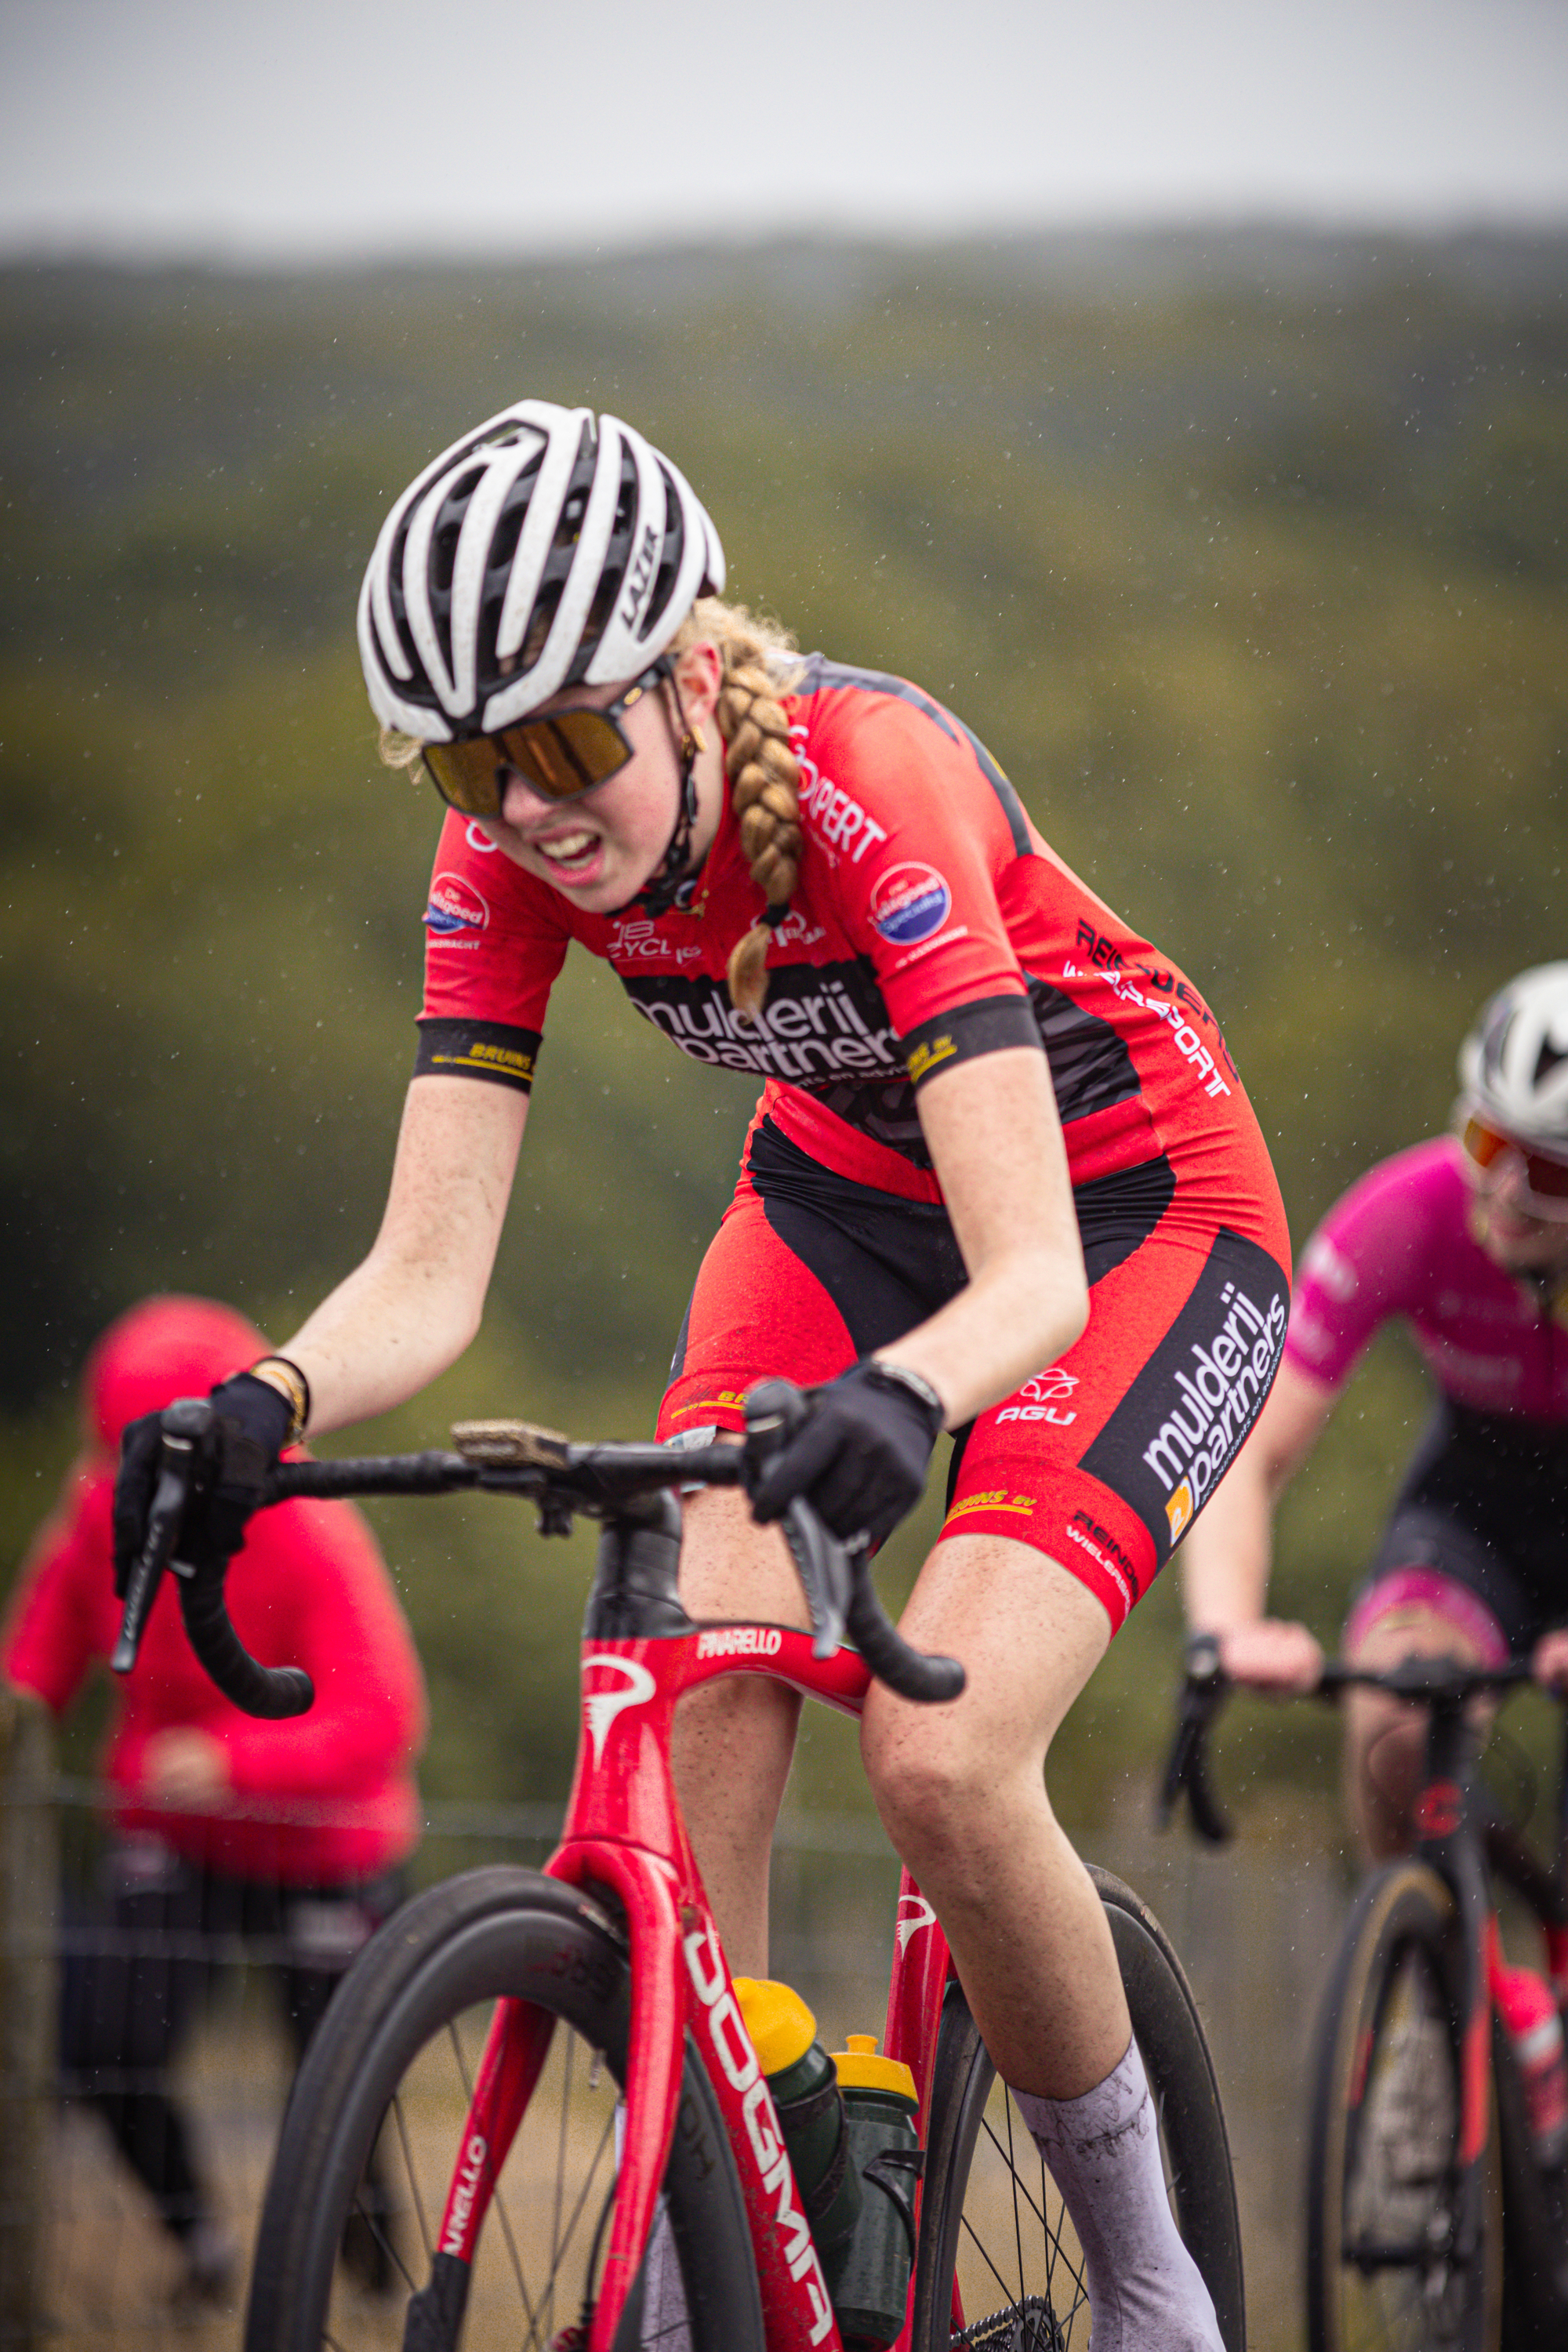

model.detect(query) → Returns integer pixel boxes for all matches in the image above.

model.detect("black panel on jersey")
[413,1017,541,1092]
[740,1118,1180,1372]
[1025,972,1142,1125]
[899,993,1044,1090]
[794,654,1033,857]
[1073,1155,1178,1285]
[619,956,934,1164]
[746,1119,971,1359]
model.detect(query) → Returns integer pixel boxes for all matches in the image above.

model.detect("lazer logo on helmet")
[424,873,489,938]
[869,863,953,948]
[619,523,660,630]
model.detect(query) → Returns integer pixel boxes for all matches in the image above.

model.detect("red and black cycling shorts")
[657,1115,1292,1632]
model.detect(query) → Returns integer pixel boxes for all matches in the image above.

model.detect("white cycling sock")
[1009,2039,1223,2352]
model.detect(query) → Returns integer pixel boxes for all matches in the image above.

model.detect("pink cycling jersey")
[1285,1137,1568,1421]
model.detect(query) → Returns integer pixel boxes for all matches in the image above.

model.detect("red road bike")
[116,1385,1244,2352]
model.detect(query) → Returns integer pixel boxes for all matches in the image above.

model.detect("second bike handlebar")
[1157,1643,1544,1845]
[114,1398,967,1720]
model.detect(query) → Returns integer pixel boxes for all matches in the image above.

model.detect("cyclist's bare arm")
[885,1045,1089,1425]
[274,1076,528,1436]
[1179,1356,1336,1690]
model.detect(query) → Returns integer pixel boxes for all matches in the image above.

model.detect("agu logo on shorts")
[1164,1481,1196,1543]
[869,862,952,947]
[424,873,489,938]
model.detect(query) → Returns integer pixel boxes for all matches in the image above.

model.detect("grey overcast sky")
[2,0,1566,262]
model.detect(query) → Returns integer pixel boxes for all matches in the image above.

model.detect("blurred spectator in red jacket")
[2,1296,426,2303]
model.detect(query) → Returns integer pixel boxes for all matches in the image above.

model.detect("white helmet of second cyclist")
[358,401,726,742]
[1459,963,1568,1151]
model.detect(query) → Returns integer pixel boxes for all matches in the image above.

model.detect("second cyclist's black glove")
[112,1374,294,1599]
[744,1359,945,1552]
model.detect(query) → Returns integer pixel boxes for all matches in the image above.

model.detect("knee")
[861,1697,1022,1871]
[1346,1700,1427,1841]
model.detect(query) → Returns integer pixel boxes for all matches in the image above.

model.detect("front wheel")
[911,1864,1245,2352]
[1306,1858,1501,2352]
[245,1865,764,2352]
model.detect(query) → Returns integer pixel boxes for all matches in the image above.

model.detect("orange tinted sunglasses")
[1457,1106,1568,1217]
[420,660,670,818]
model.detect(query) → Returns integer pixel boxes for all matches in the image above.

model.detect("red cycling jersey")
[417,655,1278,1249]
[417,655,1290,1628]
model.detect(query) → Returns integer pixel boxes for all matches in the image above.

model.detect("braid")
[673,598,804,1023]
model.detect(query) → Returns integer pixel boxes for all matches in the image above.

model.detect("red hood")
[83,1296,270,1454]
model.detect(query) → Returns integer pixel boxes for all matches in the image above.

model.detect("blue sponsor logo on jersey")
[424,872,488,937]
[869,862,953,947]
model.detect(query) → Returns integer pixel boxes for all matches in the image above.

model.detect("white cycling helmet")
[1458,963,1568,1150]
[358,401,726,742]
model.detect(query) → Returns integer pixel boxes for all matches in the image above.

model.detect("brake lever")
[111,1398,212,1675]
[1155,1634,1234,1846]
[742,1380,854,1657]
[780,1497,856,1660]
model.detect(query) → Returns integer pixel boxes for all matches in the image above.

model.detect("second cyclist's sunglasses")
[420,659,671,819]
[1456,1103,1568,1218]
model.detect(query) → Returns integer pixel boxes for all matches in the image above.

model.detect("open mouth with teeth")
[535,829,601,875]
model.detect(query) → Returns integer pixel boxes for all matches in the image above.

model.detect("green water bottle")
[733,1980,862,2270]
[826,2036,924,2350]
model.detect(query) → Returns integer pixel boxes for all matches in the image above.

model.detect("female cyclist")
[115,401,1288,2351]
[1183,964,1568,1860]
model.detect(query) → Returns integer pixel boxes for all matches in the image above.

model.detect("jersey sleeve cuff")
[413,1018,542,1093]
[898,993,1042,1089]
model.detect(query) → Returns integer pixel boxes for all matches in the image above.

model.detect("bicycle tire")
[245,1865,764,2352]
[1306,1858,1502,2352]
[911,1864,1245,2352]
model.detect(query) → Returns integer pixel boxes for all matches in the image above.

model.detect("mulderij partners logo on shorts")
[868,862,953,948]
[424,871,489,939]
[1142,1279,1287,1542]
[1079,1232,1288,1566]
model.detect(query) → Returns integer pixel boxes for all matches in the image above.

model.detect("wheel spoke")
[390,2089,433,2265]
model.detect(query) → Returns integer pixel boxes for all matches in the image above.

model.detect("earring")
[682,724,706,759]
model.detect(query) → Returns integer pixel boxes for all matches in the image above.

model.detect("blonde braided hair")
[672,598,806,1024]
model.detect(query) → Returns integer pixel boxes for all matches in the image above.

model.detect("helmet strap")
[628,676,706,918]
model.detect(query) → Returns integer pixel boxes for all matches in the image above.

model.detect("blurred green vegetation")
[2,233,1564,1837]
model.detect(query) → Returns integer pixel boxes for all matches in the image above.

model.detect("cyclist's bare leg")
[1343,1599,1492,1860]
[862,1528,1220,2352]
[861,1529,1127,2096]
[670,1486,808,1978]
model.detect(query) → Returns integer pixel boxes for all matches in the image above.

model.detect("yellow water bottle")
[828,2035,924,2349]
[734,1980,863,2270]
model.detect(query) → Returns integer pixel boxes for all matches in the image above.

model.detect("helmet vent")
[358,400,725,735]
[1535,1037,1568,1087]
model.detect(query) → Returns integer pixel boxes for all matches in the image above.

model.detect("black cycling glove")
[112,1373,294,1599]
[744,1359,946,1552]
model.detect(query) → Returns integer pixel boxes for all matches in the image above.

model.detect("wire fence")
[1,1727,1350,2352]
